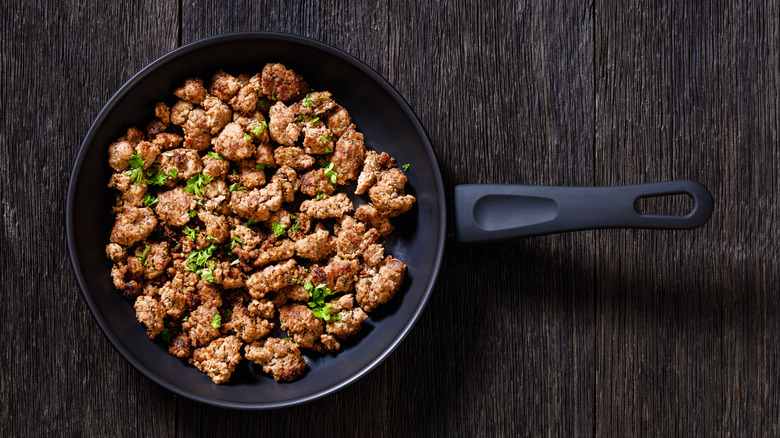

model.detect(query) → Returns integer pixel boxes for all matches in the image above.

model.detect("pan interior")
[66,32,446,409]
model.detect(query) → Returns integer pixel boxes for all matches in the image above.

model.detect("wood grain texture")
[594,1,780,436]
[2,0,778,436]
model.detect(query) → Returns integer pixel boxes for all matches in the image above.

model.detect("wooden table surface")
[3,0,779,436]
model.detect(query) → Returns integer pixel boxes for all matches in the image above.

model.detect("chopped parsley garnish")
[230,235,243,249]
[211,312,222,329]
[228,182,245,192]
[185,244,218,282]
[321,161,338,184]
[144,170,168,186]
[304,282,341,322]
[255,163,266,170]
[251,122,267,137]
[125,153,146,184]
[271,222,286,238]
[307,116,320,125]
[160,327,178,342]
[184,226,197,240]
[127,153,145,169]
[315,191,326,200]
[289,215,300,234]
[302,94,314,107]
[230,258,240,266]
[401,163,410,172]
[184,173,213,197]
[201,261,217,283]
[245,218,261,231]
[142,193,158,207]
[167,168,178,178]
[188,210,198,217]
[206,151,224,160]
[138,244,151,266]
[244,132,252,141]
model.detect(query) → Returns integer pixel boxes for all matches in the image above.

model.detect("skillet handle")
[453,180,714,244]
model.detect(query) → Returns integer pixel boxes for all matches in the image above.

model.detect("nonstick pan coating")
[67,32,447,409]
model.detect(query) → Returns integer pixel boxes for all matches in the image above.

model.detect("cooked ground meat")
[330,124,365,184]
[155,187,196,227]
[274,146,314,171]
[224,304,273,343]
[299,192,353,219]
[279,303,323,349]
[108,140,135,171]
[326,294,368,339]
[106,63,415,385]
[134,295,165,338]
[110,207,157,246]
[355,256,406,312]
[299,168,335,197]
[212,122,255,161]
[171,100,193,125]
[302,123,335,155]
[209,70,241,101]
[268,101,301,146]
[368,168,416,217]
[244,337,306,382]
[158,148,204,180]
[260,63,308,102]
[246,259,302,299]
[294,228,332,261]
[190,335,243,384]
[182,304,222,347]
[174,77,208,104]
[356,150,396,195]
[153,132,184,151]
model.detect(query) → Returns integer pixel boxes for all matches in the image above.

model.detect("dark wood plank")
[172,1,596,437]
[5,0,778,436]
[0,1,179,436]
[594,1,780,435]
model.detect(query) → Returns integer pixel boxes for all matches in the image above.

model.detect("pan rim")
[66,31,447,409]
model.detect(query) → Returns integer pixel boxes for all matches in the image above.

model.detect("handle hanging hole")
[634,193,694,216]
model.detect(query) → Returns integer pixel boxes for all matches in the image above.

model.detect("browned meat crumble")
[105,63,415,384]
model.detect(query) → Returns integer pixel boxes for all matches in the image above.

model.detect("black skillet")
[66,32,713,409]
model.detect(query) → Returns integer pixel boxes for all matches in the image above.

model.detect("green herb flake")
[184,244,218,277]
[306,283,342,322]
[244,132,252,141]
[321,161,338,184]
[402,163,410,172]
[127,153,145,169]
[184,226,197,240]
[271,222,286,238]
[145,170,168,186]
[206,151,224,160]
[229,182,245,192]
[167,168,178,178]
[230,258,240,266]
[211,312,222,329]
[142,193,158,207]
[251,122,267,137]
[307,116,320,125]
[302,94,314,107]
[255,163,266,170]
[315,191,326,200]
[184,173,213,197]
[201,261,217,283]
[160,327,178,342]
[289,215,300,234]
[138,244,151,266]
[245,218,260,231]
